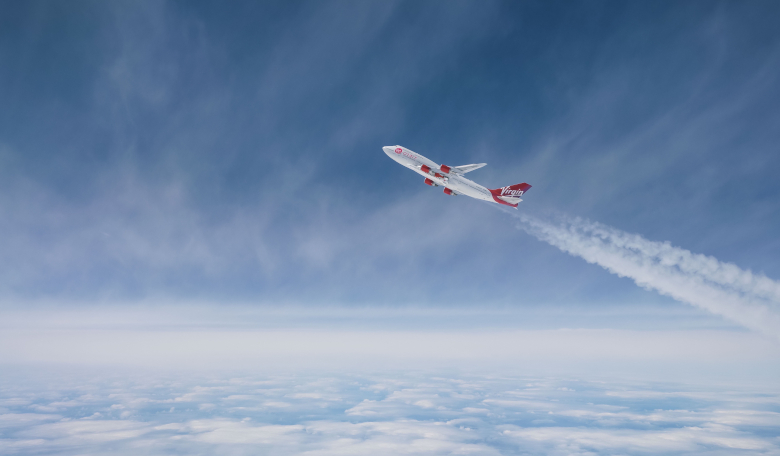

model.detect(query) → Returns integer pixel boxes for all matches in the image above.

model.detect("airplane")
[383,145,531,208]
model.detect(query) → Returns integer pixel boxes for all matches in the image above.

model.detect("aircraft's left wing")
[450,163,486,175]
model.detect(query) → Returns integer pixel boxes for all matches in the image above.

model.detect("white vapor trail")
[505,210,780,341]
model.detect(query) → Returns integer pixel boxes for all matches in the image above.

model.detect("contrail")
[501,208,780,341]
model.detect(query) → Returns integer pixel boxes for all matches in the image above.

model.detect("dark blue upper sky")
[1,0,779,311]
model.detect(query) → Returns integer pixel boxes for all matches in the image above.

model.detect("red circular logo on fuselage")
[395,147,402,154]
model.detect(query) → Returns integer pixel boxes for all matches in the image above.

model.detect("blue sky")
[3,2,780,454]
[2,0,779,310]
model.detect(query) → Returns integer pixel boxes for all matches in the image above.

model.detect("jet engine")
[440,164,451,174]
[443,187,454,195]
[424,178,437,186]
[420,164,431,174]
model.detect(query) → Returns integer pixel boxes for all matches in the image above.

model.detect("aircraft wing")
[450,163,486,175]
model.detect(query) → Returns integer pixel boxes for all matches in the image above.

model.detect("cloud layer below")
[1,369,778,455]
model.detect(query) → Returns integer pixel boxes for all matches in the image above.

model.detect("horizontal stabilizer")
[497,196,522,205]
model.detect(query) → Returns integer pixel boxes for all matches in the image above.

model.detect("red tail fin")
[490,183,531,197]
[489,183,531,208]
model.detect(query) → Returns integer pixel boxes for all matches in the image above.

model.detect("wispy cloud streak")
[505,210,780,340]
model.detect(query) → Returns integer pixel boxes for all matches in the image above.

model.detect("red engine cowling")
[424,178,435,186]
[443,187,453,195]
[420,164,431,174]
[440,164,451,174]
[434,173,443,178]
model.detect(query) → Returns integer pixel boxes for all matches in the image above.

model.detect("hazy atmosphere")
[2,1,780,454]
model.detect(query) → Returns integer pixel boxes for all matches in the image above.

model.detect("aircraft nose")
[383,146,396,156]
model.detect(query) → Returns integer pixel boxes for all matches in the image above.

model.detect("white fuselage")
[382,145,495,203]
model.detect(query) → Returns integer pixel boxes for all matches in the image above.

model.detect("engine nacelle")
[424,178,436,186]
[443,187,454,195]
[440,164,451,174]
[420,164,431,174]
[434,173,444,178]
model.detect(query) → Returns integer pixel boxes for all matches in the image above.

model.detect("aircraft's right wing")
[450,163,486,175]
